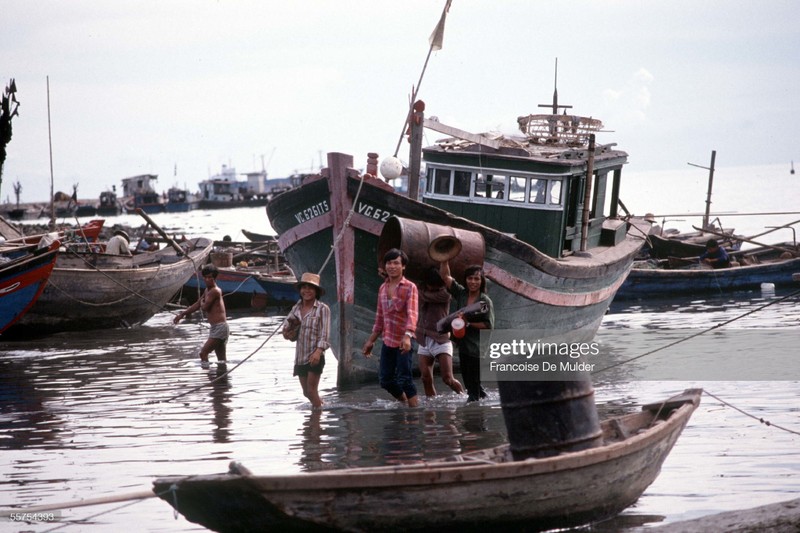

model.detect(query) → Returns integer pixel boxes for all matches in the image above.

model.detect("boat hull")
[182,268,297,309]
[153,389,701,532]
[0,243,60,334]
[6,238,213,336]
[266,153,646,384]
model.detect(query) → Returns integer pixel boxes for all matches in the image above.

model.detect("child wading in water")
[283,272,331,409]
[417,266,464,397]
[174,264,229,367]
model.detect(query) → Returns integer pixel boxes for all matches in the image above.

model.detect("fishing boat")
[96,190,122,216]
[166,186,199,213]
[4,236,213,337]
[645,223,742,259]
[153,388,701,532]
[0,239,60,335]
[615,241,800,299]
[266,95,649,385]
[122,174,165,214]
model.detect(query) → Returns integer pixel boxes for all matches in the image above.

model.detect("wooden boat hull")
[0,242,60,334]
[617,243,800,299]
[6,238,213,336]
[266,155,647,384]
[153,389,701,532]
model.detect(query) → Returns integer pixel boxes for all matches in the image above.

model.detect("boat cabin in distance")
[420,102,627,258]
[121,173,163,214]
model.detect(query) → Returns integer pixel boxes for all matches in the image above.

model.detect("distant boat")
[165,186,199,213]
[792,161,795,175]
[616,241,800,299]
[153,389,701,533]
[4,236,213,337]
[240,228,276,242]
[0,239,60,335]
[121,174,165,214]
[96,190,121,216]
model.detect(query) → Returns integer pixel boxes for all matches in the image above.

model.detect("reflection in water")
[209,364,232,444]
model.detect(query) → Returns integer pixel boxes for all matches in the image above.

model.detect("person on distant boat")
[173,264,229,366]
[416,266,464,397]
[282,272,330,409]
[699,239,731,269]
[441,262,494,402]
[362,248,420,407]
[106,229,132,256]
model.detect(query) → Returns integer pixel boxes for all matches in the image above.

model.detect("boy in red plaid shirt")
[362,248,419,407]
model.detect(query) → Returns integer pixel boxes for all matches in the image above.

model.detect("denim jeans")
[379,344,417,400]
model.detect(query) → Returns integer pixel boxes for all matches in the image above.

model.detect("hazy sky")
[2,0,798,202]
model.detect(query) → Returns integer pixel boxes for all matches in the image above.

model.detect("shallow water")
[1,287,799,532]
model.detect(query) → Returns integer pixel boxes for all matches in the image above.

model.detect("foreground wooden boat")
[0,239,60,334]
[616,241,800,299]
[153,388,701,532]
[4,237,213,336]
[267,97,649,384]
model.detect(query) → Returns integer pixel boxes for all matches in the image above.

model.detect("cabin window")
[453,170,472,197]
[490,175,507,199]
[473,173,488,198]
[549,180,562,205]
[425,168,434,193]
[509,176,527,203]
[529,178,546,204]
[433,168,452,195]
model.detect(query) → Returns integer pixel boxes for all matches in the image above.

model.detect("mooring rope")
[592,287,800,374]
[702,390,800,437]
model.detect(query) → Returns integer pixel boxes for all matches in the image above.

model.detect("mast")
[47,75,56,229]
[688,150,716,230]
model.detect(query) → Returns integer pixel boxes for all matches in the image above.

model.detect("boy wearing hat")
[283,272,331,409]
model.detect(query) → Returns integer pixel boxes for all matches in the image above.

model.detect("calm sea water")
[1,164,799,532]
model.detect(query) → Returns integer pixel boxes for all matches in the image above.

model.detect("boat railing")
[517,114,603,147]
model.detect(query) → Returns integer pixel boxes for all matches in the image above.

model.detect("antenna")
[539,58,572,115]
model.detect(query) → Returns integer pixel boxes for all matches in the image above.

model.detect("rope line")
[592,287,800,374]
[703,390,800,437]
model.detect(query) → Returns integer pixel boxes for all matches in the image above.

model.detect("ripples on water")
[1,289,798,531]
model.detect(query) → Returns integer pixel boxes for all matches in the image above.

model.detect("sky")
[2,0,799,203]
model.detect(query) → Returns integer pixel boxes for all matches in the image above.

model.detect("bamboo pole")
[693,225,798,256]
[4,490,156,513]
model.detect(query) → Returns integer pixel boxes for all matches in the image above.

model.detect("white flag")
[428,0,452,51]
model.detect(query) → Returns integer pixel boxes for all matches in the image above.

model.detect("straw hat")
[296,272,324,296]
[113,229,130,242]
[644,213,657,224]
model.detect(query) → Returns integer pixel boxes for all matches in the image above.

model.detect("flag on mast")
[429,0,453,51]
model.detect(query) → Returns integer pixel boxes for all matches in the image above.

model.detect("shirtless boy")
[174,264,229,364]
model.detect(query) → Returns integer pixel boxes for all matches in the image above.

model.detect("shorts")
[294,354,325,377]
[209,322,230,342]
[417,336,453,358]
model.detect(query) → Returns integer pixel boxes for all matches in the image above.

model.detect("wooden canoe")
[5,237,213,336]
[153,389,702,532]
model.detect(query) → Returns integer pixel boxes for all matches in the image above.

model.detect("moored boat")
[96,190,122,216]
[153,388,701,533]
[166,186,199,213]
[0,239,60,335]
[267,96,649,385]
[616,241,800,299]
[4,236,213,337]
